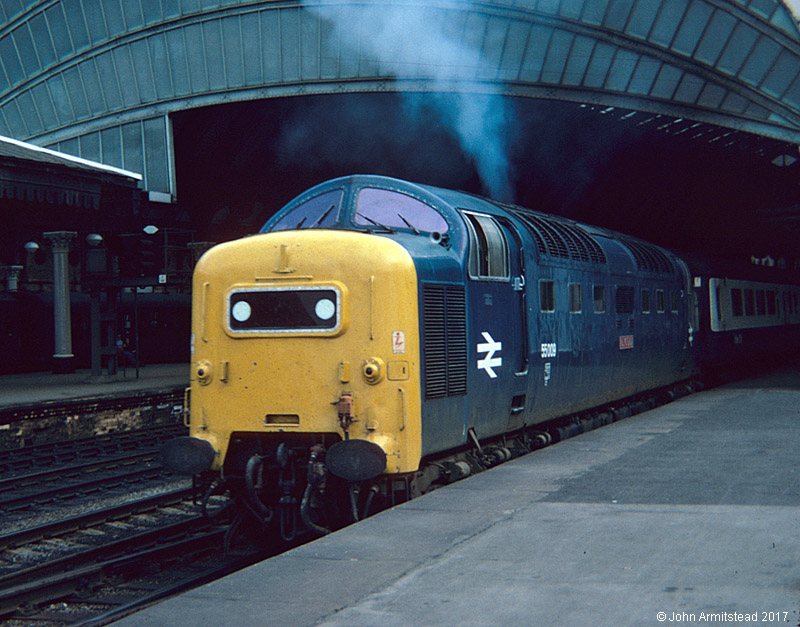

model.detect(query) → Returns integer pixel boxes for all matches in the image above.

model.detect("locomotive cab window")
[463,212,509,280]
[355,188,449,234]
[266,189,344,232]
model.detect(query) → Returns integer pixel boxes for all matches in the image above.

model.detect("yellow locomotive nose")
[185,229,423,477]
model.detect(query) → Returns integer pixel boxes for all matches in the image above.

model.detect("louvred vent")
[423,283,467,399]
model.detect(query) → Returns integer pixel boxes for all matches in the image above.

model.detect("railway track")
[0,424,187,475]
[0,383,699,624]
[0,423,274,625]
[0,487,277,625]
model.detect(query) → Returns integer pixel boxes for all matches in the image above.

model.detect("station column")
[44,231,77,373]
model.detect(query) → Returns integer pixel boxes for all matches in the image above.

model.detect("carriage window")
[593,285,606,313]
[267,189,344,232]
[641,289,651,314]
[656,289,665,313]
[744,289,755,316]
[767,291,776,316]
[731,288,743,317]
[355,188,449,234]
[540,280,555,312]
[464,213,509,280]
[569,284,582,313]
[756,290,766,316]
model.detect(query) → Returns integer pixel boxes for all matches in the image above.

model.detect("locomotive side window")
[656,289,665,313]
[463,212,509,280]
[540,280,555,312]
[670,291,680,313]
[593,285,606,313]
[355,188,449,234]
[731,288,744,316]
[267,189,344,232]
[641,289,651,314]
[569,283,582,313]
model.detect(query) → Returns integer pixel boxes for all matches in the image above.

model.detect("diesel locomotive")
[163,175,800,539]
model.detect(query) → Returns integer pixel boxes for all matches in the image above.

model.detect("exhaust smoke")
[303,0,517,201]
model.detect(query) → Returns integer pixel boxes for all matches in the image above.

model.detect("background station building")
[0,0,798,373]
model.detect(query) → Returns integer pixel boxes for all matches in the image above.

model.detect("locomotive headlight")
[231,300,252,322]
[315,298,336,321]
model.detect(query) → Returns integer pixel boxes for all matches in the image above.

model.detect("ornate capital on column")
[43,231,77,253]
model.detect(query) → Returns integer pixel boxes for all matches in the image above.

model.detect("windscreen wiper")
[310,205,335,228]
[356,213,395,233]
[397,212,420,234]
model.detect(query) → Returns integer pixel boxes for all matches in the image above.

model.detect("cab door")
[463,212,527,439]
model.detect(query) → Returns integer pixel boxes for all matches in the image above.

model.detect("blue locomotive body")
[264,175,698,459]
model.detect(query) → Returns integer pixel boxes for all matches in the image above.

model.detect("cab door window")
[463,212,509,280]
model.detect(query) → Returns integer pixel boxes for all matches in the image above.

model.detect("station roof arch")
[0,0,796,200]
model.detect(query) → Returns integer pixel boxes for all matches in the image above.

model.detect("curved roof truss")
[0,0,796,195]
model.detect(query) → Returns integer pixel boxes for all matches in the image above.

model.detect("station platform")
[119,367,800,626]
[0,363,188,409]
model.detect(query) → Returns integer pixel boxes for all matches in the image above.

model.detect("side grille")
[423,283,467,399]
[615,285,635,314]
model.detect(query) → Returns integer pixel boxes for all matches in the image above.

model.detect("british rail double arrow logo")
[477,331,502,379]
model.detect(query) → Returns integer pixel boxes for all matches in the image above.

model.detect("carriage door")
[463,212,527,438]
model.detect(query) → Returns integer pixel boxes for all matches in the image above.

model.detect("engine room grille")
[618,236,675,274]
[512,210,607,264]
[422,283,467,399]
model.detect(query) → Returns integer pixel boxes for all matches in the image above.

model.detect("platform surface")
[0,363,188,409]
[118,368,800,626]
